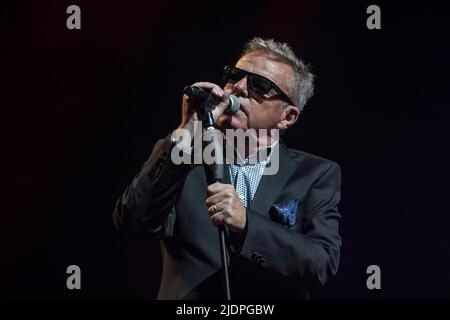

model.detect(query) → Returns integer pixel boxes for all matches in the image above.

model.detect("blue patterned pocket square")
[269,199,300,226]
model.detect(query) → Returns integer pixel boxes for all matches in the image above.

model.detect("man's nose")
[232,76,249,98]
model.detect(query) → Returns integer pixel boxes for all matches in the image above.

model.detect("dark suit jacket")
[113,135,342,300]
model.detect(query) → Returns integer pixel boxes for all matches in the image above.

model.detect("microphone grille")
[225,95,240,115]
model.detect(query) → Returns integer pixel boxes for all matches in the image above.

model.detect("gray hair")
[240,37,314,110]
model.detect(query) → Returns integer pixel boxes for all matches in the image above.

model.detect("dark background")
[2,1,450,299]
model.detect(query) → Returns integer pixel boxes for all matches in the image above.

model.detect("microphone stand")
[202,108,231,300]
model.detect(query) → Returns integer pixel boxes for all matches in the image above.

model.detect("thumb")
[212,89,232,122]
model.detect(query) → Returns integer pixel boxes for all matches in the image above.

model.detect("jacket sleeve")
[238,162,342,288]
[112,135,194,238]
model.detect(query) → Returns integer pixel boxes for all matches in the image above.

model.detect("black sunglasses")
[222,66,295,106]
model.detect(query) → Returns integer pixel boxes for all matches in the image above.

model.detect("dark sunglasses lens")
[227,68,246,83]
[249,76,272,95]
[223,67,236,83]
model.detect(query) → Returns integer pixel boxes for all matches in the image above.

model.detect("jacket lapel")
[249,141,297,215]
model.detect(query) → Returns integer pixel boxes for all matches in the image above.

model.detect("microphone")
[184,85,233,299]
[183,86,240,116]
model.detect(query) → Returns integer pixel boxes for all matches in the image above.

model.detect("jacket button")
[251,252,262,261]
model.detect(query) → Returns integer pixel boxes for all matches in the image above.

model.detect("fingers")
[208,204,224,227]
[206,199,232,215]
[210,210,233,226]
[183,82,224,108]
[191,82,225,100]
[206,184,234,212]
[206,183,235,224]
[210,211,225,226]
[206,192,226,208]
[210,211,222,225]
[180,81,230,131]
[207,203,221,216]
[207,182,233,196]
[205,183,246,232]
[183,82,231,124]
[211,99,230,122]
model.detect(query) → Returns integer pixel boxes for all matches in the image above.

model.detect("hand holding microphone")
[182,83,237,301]
[184,85,240,116]
[180,82,240,130]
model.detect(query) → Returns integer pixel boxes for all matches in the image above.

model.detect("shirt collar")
[226,139,278,166]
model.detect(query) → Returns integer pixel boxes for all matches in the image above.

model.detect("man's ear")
[277,105,300,130]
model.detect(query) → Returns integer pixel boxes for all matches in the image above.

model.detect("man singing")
[113,37,342,299]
